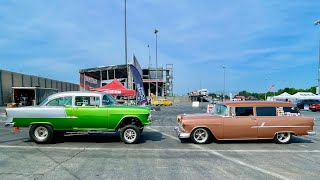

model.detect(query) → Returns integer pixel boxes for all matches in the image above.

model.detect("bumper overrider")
[174,126,190,139]
[307,131,316,136]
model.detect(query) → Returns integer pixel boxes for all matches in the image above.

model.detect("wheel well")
[273,131,295,138]
[191,127,216,140]
[30,123,53,130]
[117,117,143,130]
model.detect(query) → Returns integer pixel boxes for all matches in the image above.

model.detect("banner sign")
[80,73,100,90]
[130,65,147,105]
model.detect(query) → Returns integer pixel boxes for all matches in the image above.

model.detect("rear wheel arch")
[30,123,54,130]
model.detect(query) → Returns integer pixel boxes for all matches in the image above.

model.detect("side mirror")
[231,113,235,118]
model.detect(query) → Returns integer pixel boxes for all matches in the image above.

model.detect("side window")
[75,96,100,106]
[234,107,254,116]
[46,96,72,107]
[256,107,276,116]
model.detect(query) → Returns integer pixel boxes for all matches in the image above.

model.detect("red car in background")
[309,103,320,112]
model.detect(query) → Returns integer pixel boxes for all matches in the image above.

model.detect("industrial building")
[79,64,173,97]
[0,69,79,106]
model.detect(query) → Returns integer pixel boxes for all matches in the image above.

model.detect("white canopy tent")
[289,92,320,101]
[273,92,292,101]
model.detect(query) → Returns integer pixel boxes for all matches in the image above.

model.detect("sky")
[0,0,320,95]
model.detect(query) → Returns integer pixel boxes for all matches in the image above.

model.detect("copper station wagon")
[175,101,315,144]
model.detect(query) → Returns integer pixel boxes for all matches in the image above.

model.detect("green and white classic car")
[4,91,151,144]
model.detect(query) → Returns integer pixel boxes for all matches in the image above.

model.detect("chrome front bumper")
[174,127,190,139]
[307,131,316,136]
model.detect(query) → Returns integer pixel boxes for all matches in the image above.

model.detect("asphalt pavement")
[0,103,319,180]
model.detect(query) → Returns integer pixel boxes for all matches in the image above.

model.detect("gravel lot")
[0,103,319,180]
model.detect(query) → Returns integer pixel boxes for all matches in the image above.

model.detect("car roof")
[48,91,107,99]
[219,101,295,107]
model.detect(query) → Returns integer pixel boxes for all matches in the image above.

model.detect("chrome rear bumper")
[4,122,14,127]
[307,131,316,136]
[174,127,190,139]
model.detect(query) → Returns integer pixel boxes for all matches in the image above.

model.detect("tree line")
[209,86,317,100]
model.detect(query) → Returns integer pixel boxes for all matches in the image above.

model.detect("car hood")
[179,113,222,120]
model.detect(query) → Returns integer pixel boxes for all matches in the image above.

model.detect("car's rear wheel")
[120,125,140,144]
[274,132,292,144]
[191,128,210,144]
[29,125,54,144]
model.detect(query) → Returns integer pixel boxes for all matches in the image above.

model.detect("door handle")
[251,117,256,120]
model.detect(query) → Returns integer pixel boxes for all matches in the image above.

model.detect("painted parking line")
[0,144,319,153]
[147,127,291,180]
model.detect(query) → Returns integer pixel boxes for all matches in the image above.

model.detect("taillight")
[13,127,20,131]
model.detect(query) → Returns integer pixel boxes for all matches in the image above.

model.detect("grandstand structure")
[79,64,173,97]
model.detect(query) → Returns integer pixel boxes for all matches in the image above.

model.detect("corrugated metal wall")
[0,70,79,106]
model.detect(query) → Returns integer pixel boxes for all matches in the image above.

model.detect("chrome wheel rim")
[193,128,208,143]
[124,129,137,143]
[276,132,290,143]
[34,126,48,141]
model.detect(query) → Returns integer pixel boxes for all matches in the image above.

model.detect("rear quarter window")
[277,106,300,116]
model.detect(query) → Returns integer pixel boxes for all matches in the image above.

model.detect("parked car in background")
[309,103,320,112]
[4,92,152,144]
[294,99,320,109]
[153,99,173,106]
[175,101,315,144]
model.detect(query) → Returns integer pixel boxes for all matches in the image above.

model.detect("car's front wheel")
[274,132,292,144]
[120,125,140,144]
[29,125,54,144]
[191,127,211,144]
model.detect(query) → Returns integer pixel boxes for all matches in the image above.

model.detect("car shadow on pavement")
[138,131,165,143]
[53,131,164,144]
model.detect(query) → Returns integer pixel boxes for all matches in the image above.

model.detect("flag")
[269,85,275,90]
[130,65,147,105]
[133,55,142,77]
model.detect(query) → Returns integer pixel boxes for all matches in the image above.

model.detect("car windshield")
[39,97,50,106]
[211,104,228,116]
[102,94,117,106]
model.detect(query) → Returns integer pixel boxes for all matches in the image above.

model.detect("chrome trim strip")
[252,125,311,128]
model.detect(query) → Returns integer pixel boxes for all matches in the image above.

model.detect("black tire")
[274,132,292,144]
[191,127,211,144]
[29,125,54,144]
[139,128,144,133]
[120,125,140,144]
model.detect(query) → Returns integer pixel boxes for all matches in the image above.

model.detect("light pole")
[222,66,226,101]
[148,44,151,96]
[155,29,159,99]
[264,78,268,100]
[148,44,151,68]
[314,20,320,94]
[124,0,128,89]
